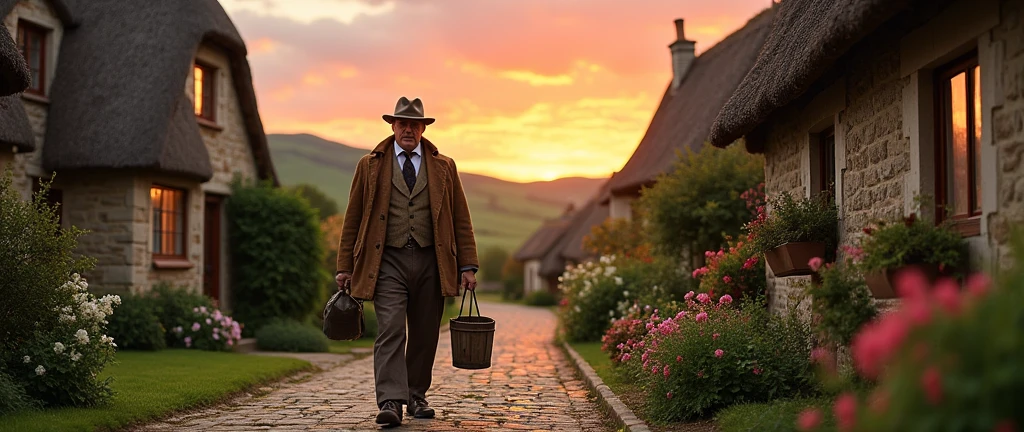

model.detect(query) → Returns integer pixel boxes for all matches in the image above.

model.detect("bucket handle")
[458,289,481,317]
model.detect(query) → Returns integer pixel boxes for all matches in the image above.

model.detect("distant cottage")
[0,0,276,308]
[514,10,775,288]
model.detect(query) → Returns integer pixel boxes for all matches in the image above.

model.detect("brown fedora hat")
[382,96,435,125]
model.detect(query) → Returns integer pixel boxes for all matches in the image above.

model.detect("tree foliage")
[289,183,339,222]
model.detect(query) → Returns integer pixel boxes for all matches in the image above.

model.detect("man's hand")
[335,272,352,291]
[461,271,477,291]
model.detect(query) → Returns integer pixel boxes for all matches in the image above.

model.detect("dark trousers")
[372,244,445,406]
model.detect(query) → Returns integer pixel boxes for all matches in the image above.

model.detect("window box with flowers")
[746,191,839,277]
[856,213,966,299]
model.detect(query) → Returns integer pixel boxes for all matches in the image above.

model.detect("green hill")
[267,133,604,255]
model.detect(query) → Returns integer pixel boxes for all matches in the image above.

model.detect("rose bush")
[167,305,242,351]
[692,234,766,302]
[619,293,813,421]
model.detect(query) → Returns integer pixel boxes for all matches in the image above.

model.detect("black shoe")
[376,400,403,426]
[407,396,435,419]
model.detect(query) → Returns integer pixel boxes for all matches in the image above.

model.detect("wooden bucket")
[449,291,495,370]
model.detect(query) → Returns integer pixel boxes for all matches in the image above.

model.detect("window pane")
[194,66,204,116]
[946,72,969,216]
[973,65,982,214]
[151,187,162,253]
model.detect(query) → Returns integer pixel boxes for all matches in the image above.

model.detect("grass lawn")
[0,349,310,432]
[716,397,834,432]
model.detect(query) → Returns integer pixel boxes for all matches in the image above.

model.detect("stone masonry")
[989,0,1024,270]
[137,302,612,432]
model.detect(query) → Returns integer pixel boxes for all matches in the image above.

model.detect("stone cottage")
[513,205,576,295]
[605,10,773,221]
[710,0,1024,312]
[0,0,277,308]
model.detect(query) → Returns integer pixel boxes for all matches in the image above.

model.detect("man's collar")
[393,140,423,157]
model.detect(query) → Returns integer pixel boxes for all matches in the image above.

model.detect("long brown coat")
[336,136,479,300]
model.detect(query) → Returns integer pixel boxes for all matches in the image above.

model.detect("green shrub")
[255,320,329,353]
[559,257,631,342]
[106,294,166,351]
[524,290,557,306]
[227,179,328,334]
[150,283,215,347]
[360,303,378,340]
[479,247,509,282]
[501,257,524,301]
[638,144,764,258]
[0,171,95,354]
[0,368,37,414]
[805,261,876,347]
[856,212,965,276]
[747,191,839,261]
[621,297,813,422]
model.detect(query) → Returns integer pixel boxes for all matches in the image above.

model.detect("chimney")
[669,18,696,90]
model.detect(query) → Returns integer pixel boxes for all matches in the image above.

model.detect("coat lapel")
[410,157,428,198]
[422,137,448,225]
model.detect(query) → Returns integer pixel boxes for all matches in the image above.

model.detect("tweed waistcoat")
[385,153,433,248]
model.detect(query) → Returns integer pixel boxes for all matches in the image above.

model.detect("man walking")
[335,97,479,427]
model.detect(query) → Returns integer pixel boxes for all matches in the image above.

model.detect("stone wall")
[989,0,1024,270]
[759,27,910,315]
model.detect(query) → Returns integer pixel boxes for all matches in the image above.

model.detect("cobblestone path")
[137,302,612,431]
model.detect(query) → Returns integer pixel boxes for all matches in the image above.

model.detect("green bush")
[524,290,557,306]
[480,247,509,282]
[621,297,813,422]
[255,320,329,353]
[360,302,378,340]
[150,284,215,347]
[0,171,95,354]
[747,191,839,261]
[501,257,525,301]
[106,294,166,351]
[559,257,630,342]
[288,183,338,221]
[0,368,37,414]
[806,261,876,347]
[227,179,328,334]
[638,144,764,259]
[856,212,965,276]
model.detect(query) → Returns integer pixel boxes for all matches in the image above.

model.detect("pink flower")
[796,408,823,431]
[714,349,724,358]
[722,275,732,284]
[695,312,709,323]
[717,250,724,257]
[684,291,695,300]
[226,339,234,346]
[666,392,673,399]
[966,273,992,297]
[696,370,704,378]
[742,256,759,270]
[895,268,930,300]
[808,257,824,272]
[752,367,762,375]
[676,356,682,362]
[921,366,943,405]
[696,293,711,304]
[933,279,961,314]
[621,353,631,362]
[652,365,659,374]
[184,336,192,348]
[191,322,201,332]
[713,333,720,340]
[834,392,857,431]
[212,332,220,340]
[852,314,910,379]
[663,365,670,378]
[719,295,733,305]
[675,311,687,320]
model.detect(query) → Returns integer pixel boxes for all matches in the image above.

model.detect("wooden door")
[203,194,223,302]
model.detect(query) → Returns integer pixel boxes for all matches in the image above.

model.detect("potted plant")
[746,191,839,277]
[856,213,965,299]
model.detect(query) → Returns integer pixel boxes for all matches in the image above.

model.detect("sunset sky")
[219,0,772,182]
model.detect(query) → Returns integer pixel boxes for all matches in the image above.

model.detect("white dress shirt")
[394,141,422,175]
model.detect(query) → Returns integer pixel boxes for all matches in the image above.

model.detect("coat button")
[369,273,375,279]
[409,201,414,206]
[375,243,380,249]
[379,214,384,220]
[410,226,415,231]
[409,215,415,219]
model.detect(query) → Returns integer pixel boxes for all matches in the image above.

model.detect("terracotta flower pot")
[764,242,828,277]
[864,264,941,299]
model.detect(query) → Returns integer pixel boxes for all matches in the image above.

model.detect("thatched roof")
[0,95,32,150]
[0,0,44,151]
[709,0,914,150]
[0,18,29,96]
[607,9,773,194]
[39,0,276,183]
[554,193,610,265]
[513,213,574,262]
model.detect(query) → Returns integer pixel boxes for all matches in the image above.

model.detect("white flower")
[23,356,30,363]
[615,277,623,285]
[608,310,615,317]
[59,314,77,323]
[604,266,617,276]
[70,351,82,362]
[75,329,90,345]
[53,342,65,354]
[35,365,45,376]
[623,290,630,297]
